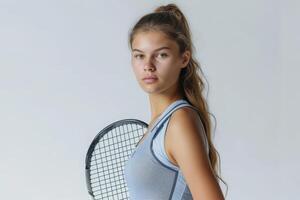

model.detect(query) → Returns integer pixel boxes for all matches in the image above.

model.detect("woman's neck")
[148,94,185,123]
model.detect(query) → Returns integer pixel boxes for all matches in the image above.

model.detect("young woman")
[124,3,228,200]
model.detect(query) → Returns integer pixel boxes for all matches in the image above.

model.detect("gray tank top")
[124,99,209,200]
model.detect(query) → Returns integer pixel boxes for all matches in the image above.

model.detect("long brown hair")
[128,3,228,197]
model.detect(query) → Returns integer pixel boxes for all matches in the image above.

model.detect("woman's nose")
[144,65,155,72]
[144,57,155,71]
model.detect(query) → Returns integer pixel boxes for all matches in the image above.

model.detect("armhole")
[152,104,210,171]
[152,117,179,171]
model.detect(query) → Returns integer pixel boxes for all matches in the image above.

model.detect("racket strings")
[87,122,146,199]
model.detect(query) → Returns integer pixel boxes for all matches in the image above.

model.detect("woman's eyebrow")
[132,46,171,53]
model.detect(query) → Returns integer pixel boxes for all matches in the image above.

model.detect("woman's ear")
[181,50,191,68]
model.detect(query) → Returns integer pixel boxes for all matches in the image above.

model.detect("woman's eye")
[133,53,168,59]
[158,53,168,58]
[134,54,144,59]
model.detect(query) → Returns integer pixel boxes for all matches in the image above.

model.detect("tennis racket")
[85,119,148,200]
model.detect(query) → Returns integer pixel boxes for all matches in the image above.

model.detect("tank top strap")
[152,101,209,156]
[149,99,194,135]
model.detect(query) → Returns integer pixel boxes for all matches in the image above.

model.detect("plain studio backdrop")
[0,0,298,199]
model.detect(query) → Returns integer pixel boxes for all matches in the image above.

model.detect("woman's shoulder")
[166,105,207,154]
[171,105,202,129]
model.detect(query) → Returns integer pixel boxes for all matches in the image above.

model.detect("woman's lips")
[143,77,158,84]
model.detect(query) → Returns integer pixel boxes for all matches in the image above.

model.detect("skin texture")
[166,107,225,200]
[131,30,225,200]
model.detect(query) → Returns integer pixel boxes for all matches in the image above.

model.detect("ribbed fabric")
[124,99,209,200]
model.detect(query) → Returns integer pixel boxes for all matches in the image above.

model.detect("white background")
[0,0,298,199]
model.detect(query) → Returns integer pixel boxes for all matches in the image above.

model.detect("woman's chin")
[138,80,163,94]
[141,86,160,94]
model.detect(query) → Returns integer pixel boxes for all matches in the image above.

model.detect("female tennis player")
[124,3,227,200]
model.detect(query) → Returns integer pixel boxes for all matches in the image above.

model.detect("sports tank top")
[124,99,209,200]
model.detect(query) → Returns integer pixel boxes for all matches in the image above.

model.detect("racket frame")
[85,118,148,198]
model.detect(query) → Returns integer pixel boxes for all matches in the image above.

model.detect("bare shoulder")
[167,107,221,199]
[166,106,208,161]
[165,106,224,199]
[175,106,201,124]
[168,106,205,139]
[164,106,203,163]
[166,107,224,200]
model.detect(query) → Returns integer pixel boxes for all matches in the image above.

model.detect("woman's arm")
[167,107,225,200]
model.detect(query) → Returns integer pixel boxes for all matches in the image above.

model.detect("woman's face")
[131,31,189,95]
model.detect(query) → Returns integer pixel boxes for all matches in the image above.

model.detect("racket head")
[85,119,148,200]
